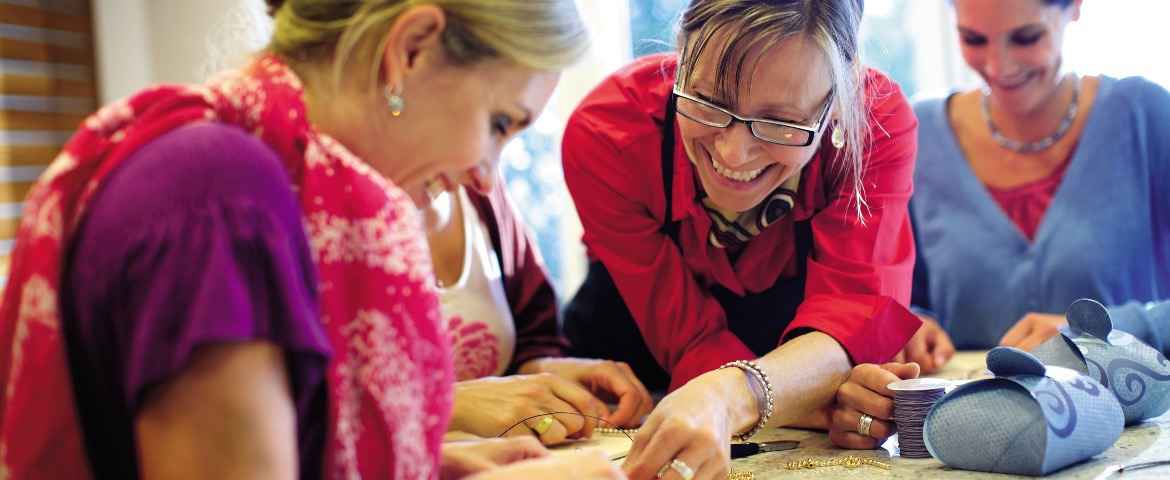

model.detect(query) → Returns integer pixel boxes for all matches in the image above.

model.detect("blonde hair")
[266,0,588,93]
[675,0,870,218]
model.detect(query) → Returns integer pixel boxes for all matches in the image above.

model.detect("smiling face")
[677,32,834,214]
[308,5,562,211]
[387,57,560,207]
[953,0,1081,116]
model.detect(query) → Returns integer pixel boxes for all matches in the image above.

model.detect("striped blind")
[0,0,94,283]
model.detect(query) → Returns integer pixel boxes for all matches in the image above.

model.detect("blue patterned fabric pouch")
[923,347,1123,476]
[1032,298,1170,424]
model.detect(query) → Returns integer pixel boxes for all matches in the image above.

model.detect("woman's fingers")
[616,361,655,424]
[999,319,1031,348]
[493,436,547,463]
[691,456,729,480]
[623,418,688,480]
[829,429,881,450]
[903,326,934,371]
[836,363,919,421]
[1016,327,1058,351]
[545,396,591,441]
[836,380,895,421]
[543,374,609,430]
[829,362,921,450]
[925,327,956,369]
[502,401,578,445]
[878,362,922,386]
[831,407,895,440]
[623,410,660,467]
[656,444,712,480]
[527,411,571,445]
[592,362,651,428]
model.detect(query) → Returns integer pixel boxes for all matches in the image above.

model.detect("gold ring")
[532,416,555,435]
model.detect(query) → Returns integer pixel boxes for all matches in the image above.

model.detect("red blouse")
[985,158,1071,241]
[562,54,922,389]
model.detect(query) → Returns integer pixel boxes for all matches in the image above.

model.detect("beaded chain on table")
[594,426,639,436]
[593,427,891,476]
[785,456,892,470]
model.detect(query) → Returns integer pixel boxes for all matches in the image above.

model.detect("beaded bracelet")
[719,360,775,442]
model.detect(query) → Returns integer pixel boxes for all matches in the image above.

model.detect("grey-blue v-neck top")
[910,76,1170,353]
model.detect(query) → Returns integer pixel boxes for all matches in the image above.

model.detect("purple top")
[61,122,332,479]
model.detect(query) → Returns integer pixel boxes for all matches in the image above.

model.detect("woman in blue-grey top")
[900,0,1170,373]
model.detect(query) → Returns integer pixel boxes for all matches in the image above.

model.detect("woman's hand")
[520,357,654,427]
[451,373,608,445]
[440,437,547,480]
[999,313,1067,351]
[786,405,834,430]
[828,362,920,449]
[622,369,751,480]
[894,315,955,374]
[466,450,627,480]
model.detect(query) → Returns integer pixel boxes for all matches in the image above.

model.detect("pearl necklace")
[982,76,1079,154]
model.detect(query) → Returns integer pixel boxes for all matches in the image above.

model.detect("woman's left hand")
[621,369,747,480]
[999,313,1067,351]
[440,437,547,480]
[519,358,654,427]
[828,362,920,449]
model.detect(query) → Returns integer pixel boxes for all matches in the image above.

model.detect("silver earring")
[384,84,405,117]
[830,121,845,149]
[424,178,443,202]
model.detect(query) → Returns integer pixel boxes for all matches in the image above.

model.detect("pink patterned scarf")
[0,55,453,479]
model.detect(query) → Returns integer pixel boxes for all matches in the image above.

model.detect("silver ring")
[656,458,695,480]
[857,413,874,437]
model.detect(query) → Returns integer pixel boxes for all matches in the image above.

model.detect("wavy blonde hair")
[266,0,588,94]
[675,0,870,218]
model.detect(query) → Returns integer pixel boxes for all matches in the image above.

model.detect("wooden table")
[730,352,1170,479]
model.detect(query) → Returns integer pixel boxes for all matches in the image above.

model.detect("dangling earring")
[384,84,405,117]
[830,120,845,149]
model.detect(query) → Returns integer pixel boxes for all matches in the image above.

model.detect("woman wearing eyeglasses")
[899,0,1170,373]
[561,1,923,478]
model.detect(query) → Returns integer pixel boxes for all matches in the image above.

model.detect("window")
[629,0,687,57]
[498,0,632,297]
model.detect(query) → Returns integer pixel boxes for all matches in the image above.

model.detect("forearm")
[702,331,851,435]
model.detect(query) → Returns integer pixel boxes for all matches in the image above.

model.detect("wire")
[496,411,635,442]
[1097,459,1170,479]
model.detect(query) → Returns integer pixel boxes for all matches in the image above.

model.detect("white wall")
[1065,0,1170,88]
[92,0,270,103]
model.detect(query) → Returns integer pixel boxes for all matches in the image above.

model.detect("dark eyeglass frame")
[671,87,835,147]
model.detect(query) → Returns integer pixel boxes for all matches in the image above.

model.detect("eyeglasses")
[672,87,834,147]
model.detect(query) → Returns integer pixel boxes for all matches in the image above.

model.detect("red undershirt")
[986,158,1072,241]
